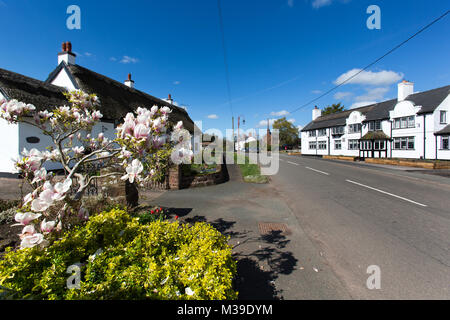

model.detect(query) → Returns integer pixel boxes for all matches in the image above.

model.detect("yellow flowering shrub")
[0,208,237,300]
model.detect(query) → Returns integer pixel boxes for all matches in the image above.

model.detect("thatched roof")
[360,131,391,141]
[0,67,67,110]
[46,63,194,132]
[302,85,449,132]
[301,105,373,131]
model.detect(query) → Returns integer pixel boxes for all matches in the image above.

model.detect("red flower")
[151,210,154,214]
[175,215,179,220]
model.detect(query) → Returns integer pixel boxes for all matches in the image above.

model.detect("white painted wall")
[0,118,19,173]
[50,68,77,91]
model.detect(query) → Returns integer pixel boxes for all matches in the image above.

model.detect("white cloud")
[84,52,93,57]
[297,125,303,131]
[354,87,389,102]
[120,56,139,64]
[334,91,353,100]
[311,90,322,94]
[334,69,403,86]
[287,0,294,7]
[270,110,290,116]
[312,0,332,9]
[109,57,117,61]
[257,119,276,128]
[173,81,180,85]
[207,114,219,119]
[288,118,296,123]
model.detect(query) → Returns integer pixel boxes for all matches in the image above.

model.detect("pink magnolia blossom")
[31,167,48,184]
[20,224,36,239]
[121,159,143,183]
[20,233,44,249]
[134,123,150,139]
[40,219,57,234]
[14,212,42,226]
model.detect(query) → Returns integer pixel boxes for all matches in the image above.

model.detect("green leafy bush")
[0,208,237,300]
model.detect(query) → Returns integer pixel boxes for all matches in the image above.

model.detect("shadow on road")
[184,214,297,300]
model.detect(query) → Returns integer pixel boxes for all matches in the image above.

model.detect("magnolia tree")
[0,90,192,249]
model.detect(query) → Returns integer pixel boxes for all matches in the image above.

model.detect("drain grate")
[258,222,291,235]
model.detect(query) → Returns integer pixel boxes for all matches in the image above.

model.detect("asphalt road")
[269,154,450,299]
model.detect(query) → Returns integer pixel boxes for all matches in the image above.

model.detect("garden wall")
[169,163,228,190]
[364,158,450,169]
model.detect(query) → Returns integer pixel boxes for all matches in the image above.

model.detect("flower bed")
[0,208,237,300]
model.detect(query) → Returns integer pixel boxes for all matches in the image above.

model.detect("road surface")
[269,154,450,299]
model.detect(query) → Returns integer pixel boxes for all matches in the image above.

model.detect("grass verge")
[234,153,269,184]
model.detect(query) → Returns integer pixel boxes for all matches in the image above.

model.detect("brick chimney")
[58,41,76,65]
[398,80,414,101]
[167,94,173,104]
[124,73,135,88]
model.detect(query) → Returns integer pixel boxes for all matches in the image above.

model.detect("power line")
[289,9,450,115]
[217,0,234,118]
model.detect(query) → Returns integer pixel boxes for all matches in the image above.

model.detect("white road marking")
[346,179,428,207]
[305,167,330,175]
[287,161,299,166]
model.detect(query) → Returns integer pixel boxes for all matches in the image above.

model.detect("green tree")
[322,103,345,115]
[272,117,299,146]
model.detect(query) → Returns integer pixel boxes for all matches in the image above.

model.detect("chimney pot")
[128,73,132,81]
[58,41,76,65]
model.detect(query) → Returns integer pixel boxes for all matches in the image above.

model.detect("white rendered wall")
[18,120,116,171]
[0,118,19,173]
[50,68,77,91]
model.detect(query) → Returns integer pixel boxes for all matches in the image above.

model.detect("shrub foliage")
[0,208,237,300]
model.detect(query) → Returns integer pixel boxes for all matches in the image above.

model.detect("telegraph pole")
[232,116,235,152]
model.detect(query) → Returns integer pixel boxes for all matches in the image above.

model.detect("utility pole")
[232,116,235,152]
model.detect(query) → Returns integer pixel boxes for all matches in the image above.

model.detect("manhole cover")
[258,222,291,235]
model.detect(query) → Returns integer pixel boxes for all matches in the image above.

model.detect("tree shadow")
[183,214,297,300]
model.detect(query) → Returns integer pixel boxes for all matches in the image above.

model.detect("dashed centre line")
[305,167,330,175]
[346,179,428,207]
[287,161,299,166]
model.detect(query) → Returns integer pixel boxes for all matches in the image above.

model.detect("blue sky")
[0,0,449,136]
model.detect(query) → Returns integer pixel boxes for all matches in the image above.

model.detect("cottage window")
[318,141,327,150]
[26,136,40,144]
[332,126,344,135]
[441,136,449,150]
[394,116,415,129]
[440,111,447,124]
[348,139,359,150]
[309,130,316,137]
[334,140,341,150]
[393,137,414,150]
[309,141,317,149]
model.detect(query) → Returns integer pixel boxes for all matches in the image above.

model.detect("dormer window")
[348,124,361,133]
[393,116,414,129]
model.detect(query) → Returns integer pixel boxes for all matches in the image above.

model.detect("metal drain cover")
[258,222,291,235]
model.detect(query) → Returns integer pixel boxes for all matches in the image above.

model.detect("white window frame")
[441,136,449,150]
[334,140,341,150]
[440,111,447,124]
